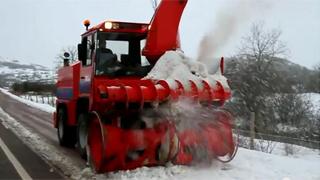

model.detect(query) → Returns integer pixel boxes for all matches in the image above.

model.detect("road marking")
[0,136,33,180]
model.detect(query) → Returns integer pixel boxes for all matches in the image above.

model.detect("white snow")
[20,94,56,107]
[303,93,320,113]
[0,66,14,74]
[0,58,55,86]
[276,124,299,133]
[0,88,55,113]
[144,51,230,91]
[107,147,320,180]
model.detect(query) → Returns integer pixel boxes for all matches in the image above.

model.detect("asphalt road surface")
[0,91,86,179]
[0,122,62,179]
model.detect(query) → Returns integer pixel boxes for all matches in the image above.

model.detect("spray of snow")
[143,51,232,163]
[197,0,272,70]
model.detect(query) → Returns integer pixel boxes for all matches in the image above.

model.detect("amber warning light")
[83,19,90,30]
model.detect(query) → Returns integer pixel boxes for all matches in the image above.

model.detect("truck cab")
[78,21,153,80]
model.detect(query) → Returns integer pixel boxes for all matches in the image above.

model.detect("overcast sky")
[0,0,319,69]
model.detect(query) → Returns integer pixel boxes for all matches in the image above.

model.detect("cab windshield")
[95,32,152,77]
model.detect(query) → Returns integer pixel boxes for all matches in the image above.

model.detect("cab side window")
[86,35,93,66]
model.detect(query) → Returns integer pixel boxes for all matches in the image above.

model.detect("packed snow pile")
[144,51,229,90]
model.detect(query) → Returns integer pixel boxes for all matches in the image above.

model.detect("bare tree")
[55,46,78,70]
[306,63,320,93]
[227,22,287,149]
[239,22,287,61]
[256,138,277,154]
[273,94,313,128]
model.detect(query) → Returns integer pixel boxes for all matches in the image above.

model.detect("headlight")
[104,22,113,29]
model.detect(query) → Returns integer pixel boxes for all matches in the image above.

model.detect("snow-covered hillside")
[0,56,55,87]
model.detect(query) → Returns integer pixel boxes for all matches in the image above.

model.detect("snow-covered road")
[0,90,87,179]
[0,89,319,180]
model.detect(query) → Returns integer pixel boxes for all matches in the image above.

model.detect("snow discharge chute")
[142,0,187,62]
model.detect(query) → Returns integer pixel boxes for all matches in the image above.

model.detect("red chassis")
[53,0,236,173]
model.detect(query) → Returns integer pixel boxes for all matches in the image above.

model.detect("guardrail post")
[250,111,255,150]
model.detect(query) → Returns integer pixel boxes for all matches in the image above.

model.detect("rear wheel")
[77,113,89,159]
[57,108,76,147]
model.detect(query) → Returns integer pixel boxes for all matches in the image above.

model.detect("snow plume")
[197,0,272,69]
[143,51,232,164]
[151,98,225,129]
[142,97,230,165]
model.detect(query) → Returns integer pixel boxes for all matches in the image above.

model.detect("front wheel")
[57,108,76,147]
[77,113,89,159]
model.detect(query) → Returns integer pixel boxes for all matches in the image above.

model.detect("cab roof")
[81,21,149,37]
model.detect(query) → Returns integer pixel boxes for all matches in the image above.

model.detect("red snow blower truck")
[53,0,237,173]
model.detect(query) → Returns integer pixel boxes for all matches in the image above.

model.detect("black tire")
[57,108,76,147]
[77,113,89,159]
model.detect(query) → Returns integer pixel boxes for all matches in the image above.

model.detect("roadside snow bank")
[107,147,320,180]
[0,88,55,113]
[144,51,229,91]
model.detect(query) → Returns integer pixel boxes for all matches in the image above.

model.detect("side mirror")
[78,43,86,62]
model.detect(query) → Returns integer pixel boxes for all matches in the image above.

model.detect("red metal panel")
[72,62,81,99]
[67,100,77,126]
[56,62,81,126]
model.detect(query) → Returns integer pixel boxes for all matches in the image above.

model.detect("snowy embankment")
[0,88,55,113]
[107,146,320,180]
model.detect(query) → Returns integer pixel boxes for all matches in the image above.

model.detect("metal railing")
[238,129,320,150]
